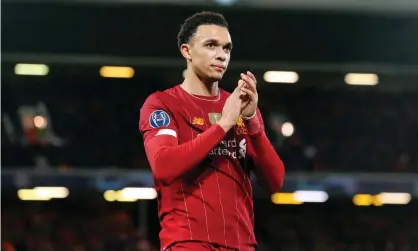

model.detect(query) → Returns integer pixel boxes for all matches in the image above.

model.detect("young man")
[139,11,285,251]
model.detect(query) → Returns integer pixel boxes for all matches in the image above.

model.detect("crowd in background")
[270,87,418,173]
[3,200,418,251]
[3,2,418,251]
[2,78,418,172]
[2,201,157,251]
[256,203,418,251]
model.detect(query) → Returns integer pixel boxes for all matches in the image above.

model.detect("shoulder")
[140,91,171,122]
[163,85,181,96]
[141,92,163,111]
[141,86,180,110]
[139,92,175,132]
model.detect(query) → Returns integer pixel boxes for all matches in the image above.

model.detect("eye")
[224,47,232,53]
[206,43,215,49]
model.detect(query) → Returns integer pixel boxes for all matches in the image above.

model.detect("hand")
[218,82,244,132]
[239,71,258,118]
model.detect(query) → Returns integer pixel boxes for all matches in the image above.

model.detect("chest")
[171,99,249,150]
[168,95,251,172]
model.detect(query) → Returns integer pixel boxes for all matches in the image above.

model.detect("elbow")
[151,162,176,186]
[152,164,178,186]
[269,177,284,194]
[150,152,178,186]
[257,169,285,195]
[269,164,286,194]
[153,171,176,186]
[266,174,284,194]
[255,159,286,194]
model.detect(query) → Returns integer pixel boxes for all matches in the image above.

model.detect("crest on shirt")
[208,113,222,124]
[237,116,244,126]
[236,116,248,135]
[192,117,205,126]
[149,110,171,128]
[238,138,247,159]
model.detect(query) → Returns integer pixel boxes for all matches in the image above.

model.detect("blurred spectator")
[1,203,157,251]
[2,79,418,173]
[3,200,418,251]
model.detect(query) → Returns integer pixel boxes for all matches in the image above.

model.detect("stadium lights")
[104,187,157,202]
[375,192,411,205]
[33,115,48,129]
[271,193,303,205]
[213,0,239,6]
[352,193,411,206]
[294,190,329,203]
[344,73,378,86]
[18,187,69,201]
[281,122,294,137]
[15,63,49,76]
[99,66,135,78]
[352,194,373,206]
[271,190,329,205]
[263,71,299,84]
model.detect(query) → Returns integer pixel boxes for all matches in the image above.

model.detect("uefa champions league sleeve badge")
[149,110,171,128]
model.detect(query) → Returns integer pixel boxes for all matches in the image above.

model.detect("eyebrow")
[204,39,233,49]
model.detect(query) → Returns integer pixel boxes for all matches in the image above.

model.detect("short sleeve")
[139,93,179,145]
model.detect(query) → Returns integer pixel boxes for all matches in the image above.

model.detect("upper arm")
[139,94,179,146]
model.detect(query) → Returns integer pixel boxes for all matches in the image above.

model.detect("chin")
[208,73,224,82]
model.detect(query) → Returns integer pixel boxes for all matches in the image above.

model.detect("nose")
[215,48,227,62]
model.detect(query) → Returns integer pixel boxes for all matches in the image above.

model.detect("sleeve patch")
[149,110,171,128]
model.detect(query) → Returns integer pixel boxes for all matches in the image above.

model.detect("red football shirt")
[139,85,262,251]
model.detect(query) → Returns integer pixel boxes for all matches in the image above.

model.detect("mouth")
[211,65,226,72]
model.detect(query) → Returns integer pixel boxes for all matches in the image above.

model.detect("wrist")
[244,113,263,135]
[217,118,235,133]
[243,110,257,120]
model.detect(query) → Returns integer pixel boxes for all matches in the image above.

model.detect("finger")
[240,74,257,93]
[241,87,256,100]
[246,71,257,82]
[240,90,247,96]
[238,80,247,96]
[240,73,254,84]
[232,80,245,95]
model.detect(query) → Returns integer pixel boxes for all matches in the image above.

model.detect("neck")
[181,69,219,97]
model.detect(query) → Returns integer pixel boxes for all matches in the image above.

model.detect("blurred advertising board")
[2,169,418,200]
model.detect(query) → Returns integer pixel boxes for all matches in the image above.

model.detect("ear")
[180,44,192,61]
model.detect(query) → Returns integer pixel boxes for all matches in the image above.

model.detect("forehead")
[193,24,231,44]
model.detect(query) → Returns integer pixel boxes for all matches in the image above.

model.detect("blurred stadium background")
[2,0,418,250]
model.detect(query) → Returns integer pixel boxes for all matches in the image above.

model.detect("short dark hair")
[177,11,229,48]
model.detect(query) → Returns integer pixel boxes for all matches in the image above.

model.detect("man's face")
[186,24,232,81]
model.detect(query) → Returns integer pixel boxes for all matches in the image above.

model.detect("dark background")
[2,2,418,251]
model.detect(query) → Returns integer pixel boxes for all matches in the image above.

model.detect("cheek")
[195,52,214,66]
[207,50,217,58]
[225,54,231,63]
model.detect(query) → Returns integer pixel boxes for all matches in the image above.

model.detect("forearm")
[249,132,285,193]
[245,112,285,193]
[145,124,226,185]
